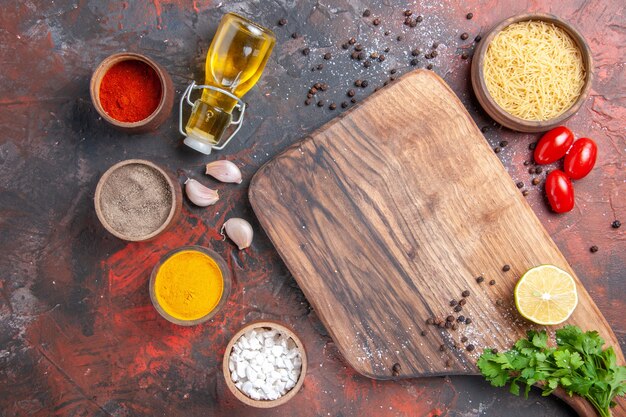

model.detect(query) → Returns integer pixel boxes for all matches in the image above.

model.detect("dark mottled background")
[0,1,624,416]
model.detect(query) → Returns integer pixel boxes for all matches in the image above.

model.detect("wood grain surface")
[249,70,624,382]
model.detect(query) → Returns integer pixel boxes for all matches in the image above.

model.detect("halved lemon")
[514,265,578,325]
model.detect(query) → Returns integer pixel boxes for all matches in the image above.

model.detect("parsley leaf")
[477,326,626,417]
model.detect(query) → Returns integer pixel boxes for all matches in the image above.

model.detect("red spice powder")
[99,60,162,123]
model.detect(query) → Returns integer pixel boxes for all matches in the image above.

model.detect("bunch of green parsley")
[477,325,626,417]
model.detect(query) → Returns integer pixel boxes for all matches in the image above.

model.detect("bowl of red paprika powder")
[90,52,174,133]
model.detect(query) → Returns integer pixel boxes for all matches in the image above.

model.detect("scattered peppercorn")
[522,190,529,197]
[612,220,621,229]
[317,100,324,107]
[481,126,488,133]
[494,147,501,153]
[516,181,524,189]
[450,299,458,307]
[459,298,467,306]
[278,18,287,26]
[460,32,469,40]
[416,15,423,22]
[420,329,427,336]
[347,89,355,97]
[410,58,419,66]
[590,245,598,253]
[426,318,434,325]
[351,51,359,60]
[492,348,498,354]
[445,359,453,368]
[363,9,371,17]
[489,279,496,285]
[348,37,356,45]
[496,299,503,307]
[529,142,537,150]
[304,99,311,106]
[528,167,535,174]
[432,42,439,49]
[427,64,433,70]
[461,53,469,60]
[384,47,390,52]
[500,141,508,147]
[460,336,468,343]
[354,44,363,51]
[340,102,348,109]
[535,166,543,174]
[316,64,324,70]
[354,80,362,87]
[357,52,366,60]
[452,323,458,330]
[523,160,530,166]
[378,54,386,62]
[404,10,413,16]
[457,315,465,323]
[341,43,349,50]
[323,52,331,60]
[329,103,336,110]
[466,12,474,19]
[361,80,369,88]
[396,35,403,41]
[445,321,452,329]
[291,32,299,39]
[302,48,310,56]
[532,178,541,186]
[502,264,511,272]
[439,344,446,351]
[466,344,475,352]
[461,290,470,298]
[351,98,357,104]
[454,305,462,312]
[384,30,390,36]
[392,362,401,372]
[474,35,482,42]
[409,20,418,28]
[476,276,484,283]
[390,68,397,74]
[465,318,472,325]
[446,315,455,322]
[363,60,371,68]
[373,18,381,26]
[431,50,438,57]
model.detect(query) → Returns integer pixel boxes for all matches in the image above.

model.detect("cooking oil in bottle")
[184,13,275,154]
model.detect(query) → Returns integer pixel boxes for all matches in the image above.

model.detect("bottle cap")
[184,134,213,155]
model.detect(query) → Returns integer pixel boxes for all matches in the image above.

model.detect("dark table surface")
[1,1,624,416]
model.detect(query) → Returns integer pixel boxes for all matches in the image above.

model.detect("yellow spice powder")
[154,250,224,321]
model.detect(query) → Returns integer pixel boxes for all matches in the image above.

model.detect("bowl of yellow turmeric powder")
[149,246,231,326]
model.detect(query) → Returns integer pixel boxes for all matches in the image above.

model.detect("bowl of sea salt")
[223,321,307,407]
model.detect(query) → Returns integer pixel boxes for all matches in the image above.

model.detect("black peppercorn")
[410,58,418,66]
[460,32,469,40]
[392,362,401,372]
[304,99,311,106]
[416,15,423,22]
[317,100,324,107]
[361,80,369,88]
[522,190,529,197]
[341,102,348,109]
[348,37,356,45]
[302,48,310,56]
[323,52,331,60]
[461,290,470,297]
[397,35,404,41]
[426,318,434,325]
[291,32,299,39]
[316,64,324,70]
[384,30,390,36]
[426,64,433,70]
[460,336,468,343]
[516,181,524,189]
[329,103,336,110]
[489,279,496,285]
[445,359,452,367]
[354,80,362,87]
[420,329,427,336]
[347,89,355,97]
[476,276,484,283]
[502,264,511,272]
[378,54,385,62]
[450,299,458,306]
[535,166,543,174]
[342,43,349,50]
[466,12,474,19]
[481,126,488,133]
[363,9,371,17]
[532,178,541,186]
[404,10,413,16]
[278,18,287,26]
[494,147,501,153]
[390,68,397,74]
[612,220,621,229]
[431,50,438,57]
[354,44,363,51]
[465,318,472,325]
[351,51,359,60]
[466,344,475,352]
[474,35,482,42]
[363,60,371,68]
[373,18,381,26]
[492,348,498,354]
[458,298,467,306]
[411,49,420,56]
[384,47,390,52]
[357,52,366,60]
[524,160,530,166]
[446,315,455,322]
[529,142,537,150]
[461,53,469,60]
[590,245,598,253]
[454,305,462,312]
[351,98,356,103]
[500,141,508,147]
[457,315,465,323]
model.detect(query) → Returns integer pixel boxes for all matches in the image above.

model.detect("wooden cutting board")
[249,70,624,414]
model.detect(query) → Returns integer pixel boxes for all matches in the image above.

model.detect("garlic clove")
[205,160,242,184]
[221,218,253,250]
[184,178,219,207]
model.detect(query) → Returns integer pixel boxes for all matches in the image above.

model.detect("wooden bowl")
[471,13,593,133]
[90,52,174,133]
[222,321,307,408]
[94,159,182,242]
[149,246,232,326]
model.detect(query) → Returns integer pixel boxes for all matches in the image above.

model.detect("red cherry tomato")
[545,170,575,213]
[534,126,574,165]
[564,138,597,180]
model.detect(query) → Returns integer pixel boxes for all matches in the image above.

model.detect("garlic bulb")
[205,160,242,184]
[184,178,219,207]
[221,218,253,250]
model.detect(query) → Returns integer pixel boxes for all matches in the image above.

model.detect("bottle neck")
[200,88,238,113]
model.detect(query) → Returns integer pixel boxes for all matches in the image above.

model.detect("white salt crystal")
[263,337,274,348]
[275,356,285,368]
[285,378,296,390]
[242,381,253,394]
[235,381,243,390]
[288,369,299,382]
[245,366,257,382]
[263,329,277,338]
[249,389,261,400]
[261,361,273,374]
[271,345,284,356]
[236,361,247,376]
[231,370,239,382]
[239,336,250,349]
[252,378,264,388]
[249,337,261,350]
[242,349,255,360]
[285,358,293,371]
[228,359,235,372]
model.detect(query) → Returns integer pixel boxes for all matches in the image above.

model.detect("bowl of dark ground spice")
[95,159,182,242]
[90,52,174,133]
